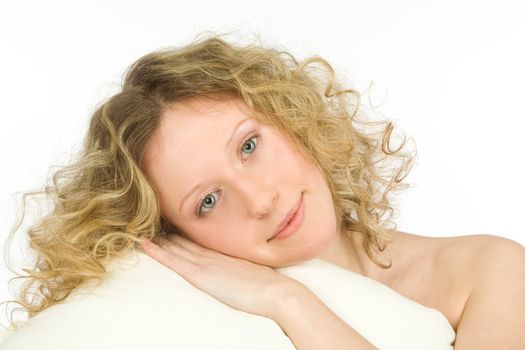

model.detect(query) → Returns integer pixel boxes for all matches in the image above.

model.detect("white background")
[1,0,524,327]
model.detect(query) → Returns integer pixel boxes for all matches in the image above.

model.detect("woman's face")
[143,96,339,268]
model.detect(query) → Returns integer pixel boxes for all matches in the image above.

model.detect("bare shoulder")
[383,230,525,332]
[430,233,525,330]
[327,230,523,347]
[425,232,525,299]
[440,234,525,348]
[436,233,525,282]
[465,233,525,258]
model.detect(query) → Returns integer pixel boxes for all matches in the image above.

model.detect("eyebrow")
[178,117,252,214]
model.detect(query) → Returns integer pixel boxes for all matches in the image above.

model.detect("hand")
[138,234,301,319]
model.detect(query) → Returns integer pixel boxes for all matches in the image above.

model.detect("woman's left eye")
[196,134,259,217]
[239,134,258,160]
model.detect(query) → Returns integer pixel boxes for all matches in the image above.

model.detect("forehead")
[142,97,260,198]
[145,97,252,161]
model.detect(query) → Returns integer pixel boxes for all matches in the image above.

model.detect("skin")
[139,95,525,348]
[142,95,368,272]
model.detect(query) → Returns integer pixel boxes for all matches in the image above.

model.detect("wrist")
[263,279,308,321]
[264,281,380,349]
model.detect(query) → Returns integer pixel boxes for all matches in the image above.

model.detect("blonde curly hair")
[1,32,416,331]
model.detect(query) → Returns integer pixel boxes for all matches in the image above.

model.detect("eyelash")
[195,132,260,218]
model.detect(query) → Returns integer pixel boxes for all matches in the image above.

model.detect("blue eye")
[196,134,259,217]
[198,192,220,217]
[241,136,257,156]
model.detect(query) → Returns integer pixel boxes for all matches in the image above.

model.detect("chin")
[270,232,336,268]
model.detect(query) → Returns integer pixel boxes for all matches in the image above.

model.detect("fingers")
[139,239,205,290]
[156,236,202,261]
[165,234,215,257]
[139,239,198,273]
[139,234,217,271]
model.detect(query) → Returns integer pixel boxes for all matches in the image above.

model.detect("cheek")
[312,193,338,238]
[263,133,313,175]
[186,224,251,255]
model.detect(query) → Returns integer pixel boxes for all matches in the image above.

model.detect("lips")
[270,193,303,239]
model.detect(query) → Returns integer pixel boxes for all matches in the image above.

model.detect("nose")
[236,180,278,218]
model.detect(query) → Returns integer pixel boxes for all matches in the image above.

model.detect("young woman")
[3,33,524,349]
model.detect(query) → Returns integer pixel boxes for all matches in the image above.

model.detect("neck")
[316,217,397,280]
[316,221,370,276]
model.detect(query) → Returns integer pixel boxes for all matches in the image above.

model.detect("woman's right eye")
[195,133,260,218]
[197,191,221,217]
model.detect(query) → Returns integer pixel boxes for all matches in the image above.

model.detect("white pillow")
[0,250,455,350]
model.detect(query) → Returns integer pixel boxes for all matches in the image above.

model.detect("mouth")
[268,193,304,241]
